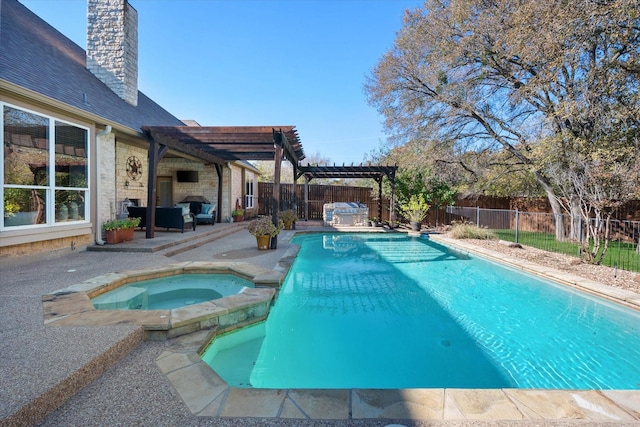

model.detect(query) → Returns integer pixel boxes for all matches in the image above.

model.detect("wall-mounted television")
[176,170,198,182]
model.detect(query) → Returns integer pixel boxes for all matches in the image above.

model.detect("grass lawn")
[493,229,640,273]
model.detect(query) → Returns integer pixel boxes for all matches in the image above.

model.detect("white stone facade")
[87,0,138,106]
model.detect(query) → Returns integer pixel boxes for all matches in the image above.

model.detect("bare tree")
[365,0,640,240]
[547,143,640,263]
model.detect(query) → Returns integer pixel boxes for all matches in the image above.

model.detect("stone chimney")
[87,0,138,106]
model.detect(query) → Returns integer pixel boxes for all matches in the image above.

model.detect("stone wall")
[87,0,138,106]
[157,158,220,208]
[0,234,93,262]
[115,142,147,213]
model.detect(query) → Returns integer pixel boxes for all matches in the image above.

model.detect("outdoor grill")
[323,202,368,226]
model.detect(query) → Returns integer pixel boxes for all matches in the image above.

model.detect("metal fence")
[445,206,640,273]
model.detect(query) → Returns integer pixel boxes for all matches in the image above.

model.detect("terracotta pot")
[105,227,134,244]
[233,215,244,222]
[106,229,122,244]
[255,235,270,250]
[121,227,135,241]
[283,221,292,230]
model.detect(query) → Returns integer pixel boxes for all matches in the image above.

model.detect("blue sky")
[20,0,423,165]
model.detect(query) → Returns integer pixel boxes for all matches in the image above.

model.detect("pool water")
[202,233,640,389]
[91,273,253,310]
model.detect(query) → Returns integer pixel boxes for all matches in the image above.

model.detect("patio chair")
[196,203,216,225]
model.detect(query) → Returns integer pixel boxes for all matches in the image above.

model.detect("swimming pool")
[202,233,640,389]
[91,273,253,310]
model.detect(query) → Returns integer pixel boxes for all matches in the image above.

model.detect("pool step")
[363,240,456,263]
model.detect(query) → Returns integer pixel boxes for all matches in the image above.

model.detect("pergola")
[296,164,398,225]
[141,125,304,247]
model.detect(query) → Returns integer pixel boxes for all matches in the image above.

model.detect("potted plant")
[232,208,244,222]
[399,194,430,232]
[369,217,379,227]
[278,209,297,230]
[3,155,40,226]
[102,217,141,244]
[247,216,283,250]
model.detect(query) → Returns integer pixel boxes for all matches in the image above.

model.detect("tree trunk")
[539,179,567,241]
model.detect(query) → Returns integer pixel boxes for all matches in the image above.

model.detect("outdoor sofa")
[127,206,195,233]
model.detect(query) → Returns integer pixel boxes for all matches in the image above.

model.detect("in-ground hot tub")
[91,273,254,310]
[43,262,281,340]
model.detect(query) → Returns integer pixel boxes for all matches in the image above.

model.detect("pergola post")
[214,163,223,223]
[144,134,168,238]
[271,146,283,249]
[377,176,383,222]
[291,164,297,229]
[389,176,396,228]
[304,176,309,221]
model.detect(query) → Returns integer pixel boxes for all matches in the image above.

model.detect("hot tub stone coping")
[42,261,280,340]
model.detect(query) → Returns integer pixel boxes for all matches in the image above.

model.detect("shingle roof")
[0,0,183,131]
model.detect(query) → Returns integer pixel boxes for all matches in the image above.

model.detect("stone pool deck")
[1,222,639,426]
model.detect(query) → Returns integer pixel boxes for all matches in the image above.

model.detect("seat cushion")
[201,204,214,215]
[175,203,190,215]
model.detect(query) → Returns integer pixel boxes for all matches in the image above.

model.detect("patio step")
[87,223,246,254]
[157,224,246,257]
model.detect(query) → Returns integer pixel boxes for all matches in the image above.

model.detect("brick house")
[0,0,265,259]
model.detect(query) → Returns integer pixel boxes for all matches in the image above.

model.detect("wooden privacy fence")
[258,182,391,222]
[258,184,640,225]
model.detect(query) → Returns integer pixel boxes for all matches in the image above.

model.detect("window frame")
[2,102,91,230]
[244,173,255,209]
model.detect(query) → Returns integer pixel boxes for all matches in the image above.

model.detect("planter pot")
[56,204,68,221]
[233,215,244,222]
[105,227,135,244]
[68,202,79,219]
[255,235,270,250]
[283,221,292,230]
[410,221,422,232]
[121,227,134,241]
[4,211,38,226]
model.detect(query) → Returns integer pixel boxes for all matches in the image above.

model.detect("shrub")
[247,216,283,237]
[448,221,496,240]
[278,209,297,223]
[103,217,141,231]
[399,194,430,223]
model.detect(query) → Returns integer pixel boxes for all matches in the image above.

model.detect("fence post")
[578,216,583,256]
[476,206,480,227]
[515,209,519,244]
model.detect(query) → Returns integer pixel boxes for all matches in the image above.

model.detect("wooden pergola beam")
[140,125,305,240]
[296,164,398,225]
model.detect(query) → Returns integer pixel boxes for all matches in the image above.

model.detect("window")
[244,174,254,209]
[2,104,89,228]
